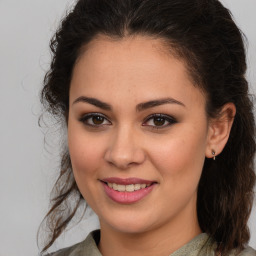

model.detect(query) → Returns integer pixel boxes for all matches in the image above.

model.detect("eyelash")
[79,113,177,129]
[142,114,177,129]
[79,113,111,127]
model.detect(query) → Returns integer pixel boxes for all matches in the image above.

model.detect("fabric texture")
[48,230,256,256]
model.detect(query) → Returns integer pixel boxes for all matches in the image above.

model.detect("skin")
[68,35,235,256]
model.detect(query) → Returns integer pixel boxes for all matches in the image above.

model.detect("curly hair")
[39,0,255,255]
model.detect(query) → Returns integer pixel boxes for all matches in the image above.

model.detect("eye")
[142,114,177,129]
[79,113,111,127]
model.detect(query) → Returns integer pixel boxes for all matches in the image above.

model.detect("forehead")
[75,35,175,74]
[70,35,206,108]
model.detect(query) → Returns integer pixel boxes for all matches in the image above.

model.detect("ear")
[205,103,236,159]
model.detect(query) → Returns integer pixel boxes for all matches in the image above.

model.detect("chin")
[110,223,152,235]
[99,210,157,234]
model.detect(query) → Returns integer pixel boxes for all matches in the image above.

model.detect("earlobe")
[205,103,236,159]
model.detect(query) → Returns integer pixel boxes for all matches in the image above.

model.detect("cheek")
[148,126,208,182]
[147,128,208,214]
[68,124,104,177]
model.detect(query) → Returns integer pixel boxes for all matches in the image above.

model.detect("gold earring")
[212,150,216,160]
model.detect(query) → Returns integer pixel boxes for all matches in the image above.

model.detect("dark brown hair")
[39,0,255,255]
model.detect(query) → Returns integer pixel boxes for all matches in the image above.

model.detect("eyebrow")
[72,96,185,111]
[136,98,185,111]
[72,96,112,110]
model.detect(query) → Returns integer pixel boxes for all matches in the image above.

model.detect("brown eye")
[142,114,177,129]
[79,113,111,127]
[92,115,104,125]
[153,117,166,126]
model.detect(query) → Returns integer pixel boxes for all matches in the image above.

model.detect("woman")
[39,0,256,255]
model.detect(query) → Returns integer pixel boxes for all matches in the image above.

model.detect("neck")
[98,209,201,256]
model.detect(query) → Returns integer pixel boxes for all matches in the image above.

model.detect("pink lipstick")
[101,177,157,204]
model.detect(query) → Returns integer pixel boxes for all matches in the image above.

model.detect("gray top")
[49,230,256,256]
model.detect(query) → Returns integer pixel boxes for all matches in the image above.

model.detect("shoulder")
[47,242,81,256]
[226,246,256,256]
[236,247,256,256]
[201,236,256,256]
[46,240,86,256]
[47,230,101,256]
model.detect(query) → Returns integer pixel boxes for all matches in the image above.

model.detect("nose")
[104,126,146,169]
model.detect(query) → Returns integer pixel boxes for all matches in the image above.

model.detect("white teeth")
[117,184,126,192]
[141,184,146,189]
[126,184,134,192]
[134,184,141,190]
[108,183,149,192]
[113,183,118,190]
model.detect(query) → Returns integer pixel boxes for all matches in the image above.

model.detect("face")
[68,35,212,235]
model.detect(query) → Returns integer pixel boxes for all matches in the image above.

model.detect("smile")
[101,177,157,204]
[107,183,151,192]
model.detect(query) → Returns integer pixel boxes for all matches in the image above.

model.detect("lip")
[101,177,155,185]
[101,177,157,204]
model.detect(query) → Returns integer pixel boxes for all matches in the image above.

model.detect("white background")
[0,0,255,255]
